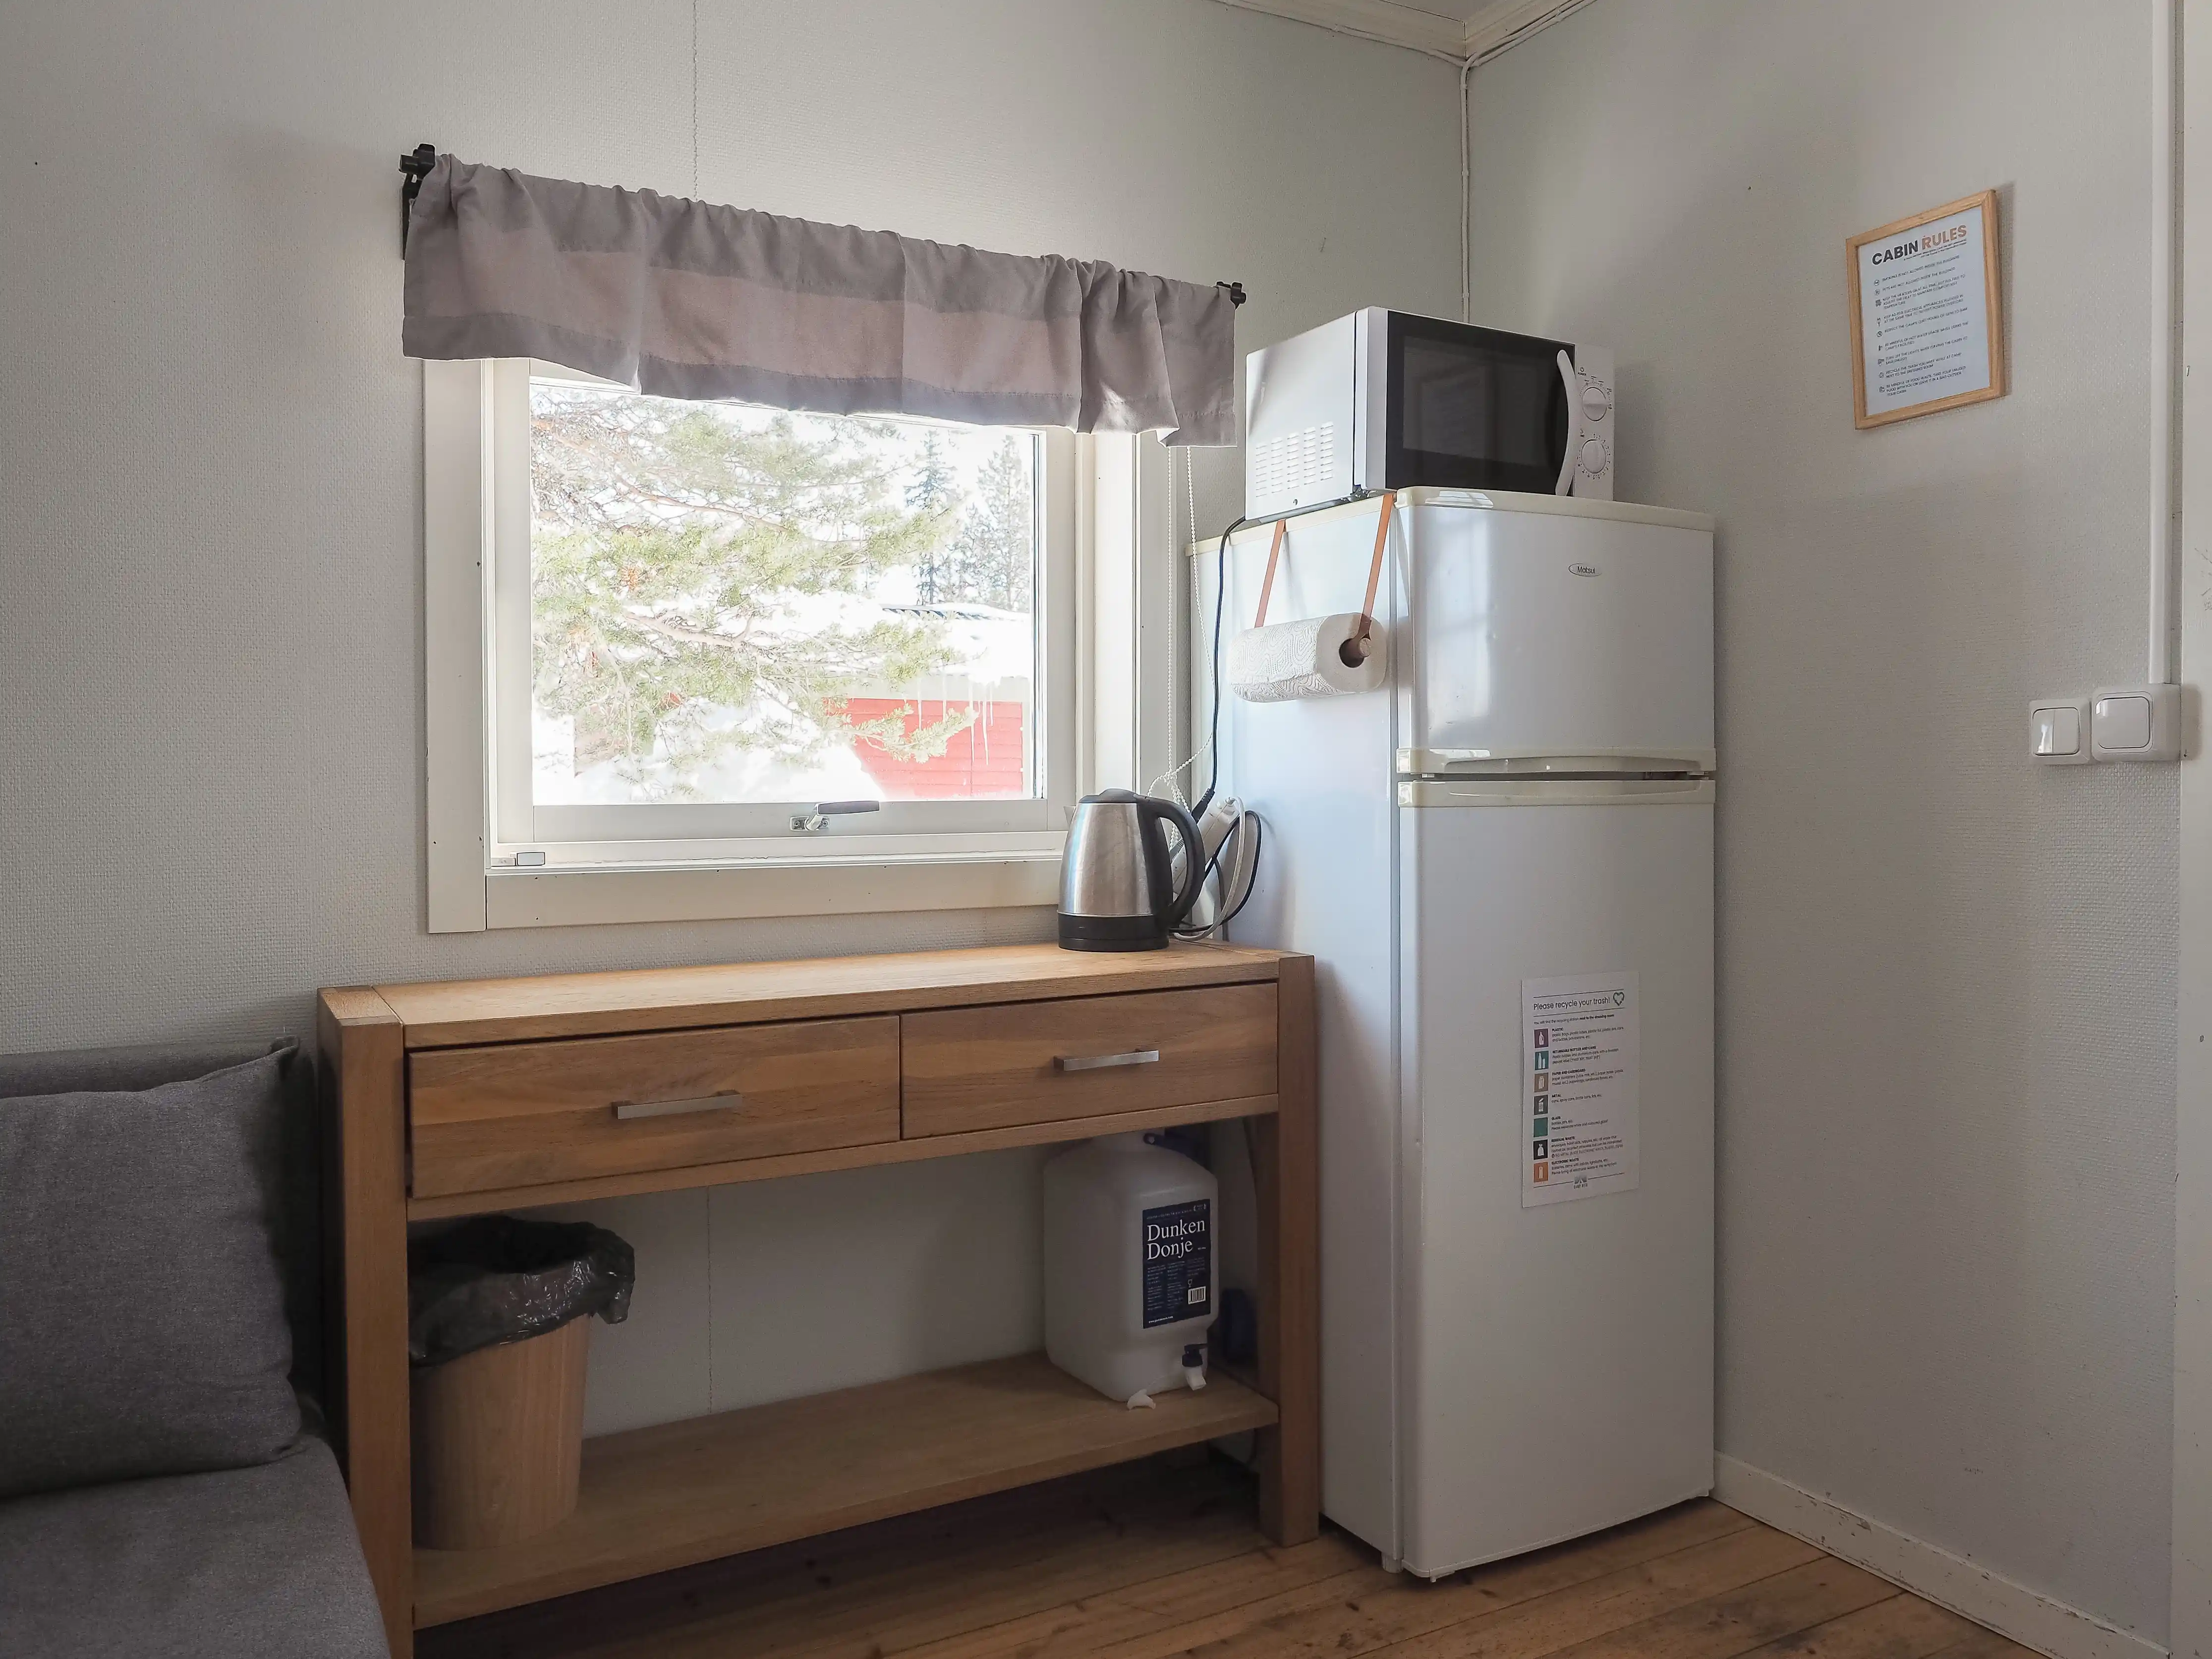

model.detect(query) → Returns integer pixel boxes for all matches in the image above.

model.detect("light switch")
[2030,697,2090,765]
[2089,684,2185,762]
[2093,694,2152,750]
[2032,704,2081,757]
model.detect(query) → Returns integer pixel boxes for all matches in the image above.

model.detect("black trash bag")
[408,1215,634,1368]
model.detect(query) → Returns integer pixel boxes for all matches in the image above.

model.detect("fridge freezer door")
[1397,791,1714,1576]
[1406,503,1712,760]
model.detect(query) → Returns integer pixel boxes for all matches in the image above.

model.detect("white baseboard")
[1712,1456,2165,1659]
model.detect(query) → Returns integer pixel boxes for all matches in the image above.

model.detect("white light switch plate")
[2030,697,2090,765]
[2090,684,2185,762]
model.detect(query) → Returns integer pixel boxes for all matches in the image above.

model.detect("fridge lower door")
[1397,789,1713,1576]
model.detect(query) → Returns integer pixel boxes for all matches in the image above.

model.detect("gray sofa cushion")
[0,1437,388,1658]
[0,1039,323,1399]
[0,1049,302,1499]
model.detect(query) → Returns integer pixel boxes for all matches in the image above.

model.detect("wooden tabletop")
[341,941,1293,1049]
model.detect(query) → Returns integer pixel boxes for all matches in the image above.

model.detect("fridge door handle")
[1397,746,1716,778]
[1398,776,1715,807]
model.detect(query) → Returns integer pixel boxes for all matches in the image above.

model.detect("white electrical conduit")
[2152,0,2182,686]
[1461,56,1473,322]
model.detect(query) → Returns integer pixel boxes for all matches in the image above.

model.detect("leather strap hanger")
[1249,492,1398,665]
[1354,490,1395,656]
[1252,518,1290,629]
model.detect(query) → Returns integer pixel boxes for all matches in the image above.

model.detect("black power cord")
[1173,510,1281,942]
[1173,810,1263,941]
[1174,806,1245,939]
[1215,812,1262,927]
[1193,514,1247,820]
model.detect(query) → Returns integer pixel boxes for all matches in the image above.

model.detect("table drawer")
[901,983,1277,1138]
[409,1017,901,1199]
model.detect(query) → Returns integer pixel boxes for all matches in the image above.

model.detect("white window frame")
[424,359,1177,931]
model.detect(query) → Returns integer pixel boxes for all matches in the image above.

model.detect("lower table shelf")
[412,1350,1279,1628]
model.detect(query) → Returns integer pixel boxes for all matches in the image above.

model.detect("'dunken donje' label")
[1140,1199,1211,1328]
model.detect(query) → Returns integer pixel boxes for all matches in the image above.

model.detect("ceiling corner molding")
[1210,0,1471,61]
[1463,0,1595,63]
[1211,0,1596,65]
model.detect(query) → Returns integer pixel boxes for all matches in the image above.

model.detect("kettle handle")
[1138,796,1207,930]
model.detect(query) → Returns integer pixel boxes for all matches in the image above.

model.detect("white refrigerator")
[1211,488,1715,1577]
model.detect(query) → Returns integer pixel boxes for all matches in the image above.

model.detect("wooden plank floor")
[418,1453,2039,1659]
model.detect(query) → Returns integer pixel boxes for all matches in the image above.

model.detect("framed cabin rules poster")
[1846,190,2004,429]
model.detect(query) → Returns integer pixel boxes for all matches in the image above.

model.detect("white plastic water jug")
[1043,1133,1218,1406]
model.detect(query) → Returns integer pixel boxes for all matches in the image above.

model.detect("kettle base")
[1057,913,1171,952]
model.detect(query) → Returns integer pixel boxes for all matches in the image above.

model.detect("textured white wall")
[1466,0,2175,1641]
[0,0,1463,1425]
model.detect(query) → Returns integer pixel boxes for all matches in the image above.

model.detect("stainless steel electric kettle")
[1057,790,1205,952]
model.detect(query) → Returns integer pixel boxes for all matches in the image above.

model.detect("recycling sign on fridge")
[1522,972,1640,1208]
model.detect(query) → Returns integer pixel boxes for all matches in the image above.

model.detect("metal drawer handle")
[613,1091,743,1121]
[1054,1049,1161,1073]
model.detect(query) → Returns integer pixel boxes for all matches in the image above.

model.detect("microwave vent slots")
[1251,422,1336,503]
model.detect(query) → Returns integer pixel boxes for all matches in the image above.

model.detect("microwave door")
[1386,316,1573,496]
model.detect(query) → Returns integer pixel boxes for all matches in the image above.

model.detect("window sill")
[469,851,1062,931]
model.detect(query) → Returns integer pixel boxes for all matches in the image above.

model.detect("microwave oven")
[1243,308,1615,520]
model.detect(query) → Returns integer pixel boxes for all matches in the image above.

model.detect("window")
[528,381,1041,814]
[508,363,1072,853]
[425,360,1177,931]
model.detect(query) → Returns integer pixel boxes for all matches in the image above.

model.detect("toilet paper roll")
[1228,613,1386,703]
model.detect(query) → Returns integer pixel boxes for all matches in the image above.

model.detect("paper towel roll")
[1228,613,1387,703]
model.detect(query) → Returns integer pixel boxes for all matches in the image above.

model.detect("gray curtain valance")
[401,155,1237,446]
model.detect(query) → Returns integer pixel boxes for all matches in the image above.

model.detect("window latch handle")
[792,800,883,834]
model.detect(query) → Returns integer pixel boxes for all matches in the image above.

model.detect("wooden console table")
[318,942,1317,1658]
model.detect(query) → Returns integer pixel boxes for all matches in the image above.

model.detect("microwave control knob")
[1580,436,1610,475]
[1580,383,1612,423]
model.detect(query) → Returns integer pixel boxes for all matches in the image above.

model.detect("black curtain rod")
[398,143,435,250]
[396,144,1247,309]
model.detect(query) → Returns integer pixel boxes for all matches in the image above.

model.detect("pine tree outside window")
[525,376,1045,821]
[424,358,1182,933]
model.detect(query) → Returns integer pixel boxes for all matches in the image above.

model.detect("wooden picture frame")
[1846,189,2004,429]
